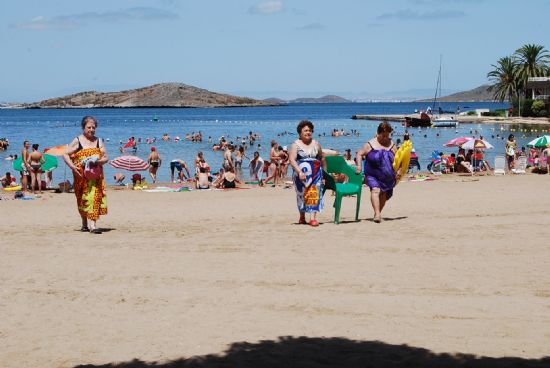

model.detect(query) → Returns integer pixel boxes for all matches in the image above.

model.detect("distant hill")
[262,98,288,105]
[289,95,352,104]
[416,84,496,102]
[22,83,278,108]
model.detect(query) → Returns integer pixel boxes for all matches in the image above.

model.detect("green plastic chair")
[324,155,363,224]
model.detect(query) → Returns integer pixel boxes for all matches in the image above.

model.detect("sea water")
[1,102,545,184]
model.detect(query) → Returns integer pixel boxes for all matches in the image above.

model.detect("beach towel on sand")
[293,158,323,213]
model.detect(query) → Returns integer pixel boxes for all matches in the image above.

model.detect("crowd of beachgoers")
[2,125,550,195]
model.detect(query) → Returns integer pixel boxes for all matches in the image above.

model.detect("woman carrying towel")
[289,120,325,227]
[63,116,108,234]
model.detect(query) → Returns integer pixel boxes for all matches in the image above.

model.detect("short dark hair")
[32,144,39,150]
[81,116,97,129]
[377,121,393,134]
[297,120,314,134]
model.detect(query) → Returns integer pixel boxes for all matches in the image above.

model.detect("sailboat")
[431,56,458,127]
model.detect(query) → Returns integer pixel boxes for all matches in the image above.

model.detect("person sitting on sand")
[195,167,211,190]
[456,148,472,173]
[1,172,17,188]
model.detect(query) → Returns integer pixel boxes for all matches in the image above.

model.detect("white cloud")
[249,1,284,15]
[377,9,465,21]
[295,23,325,31]
[12,7,178,30]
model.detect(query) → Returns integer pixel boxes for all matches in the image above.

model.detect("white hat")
[282,146,287,151]
[411,148,416,152]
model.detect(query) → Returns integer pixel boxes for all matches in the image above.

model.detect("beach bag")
[84,165,102,180]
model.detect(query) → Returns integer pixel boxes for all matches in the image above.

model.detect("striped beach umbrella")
[461,139,494,150]
[109,155,149,171]
[526,135,550,148]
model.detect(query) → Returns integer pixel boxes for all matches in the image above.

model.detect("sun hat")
[151,147,156,151]
[282,146,287,151]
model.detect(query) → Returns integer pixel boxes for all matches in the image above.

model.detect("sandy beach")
[1,174,550,367]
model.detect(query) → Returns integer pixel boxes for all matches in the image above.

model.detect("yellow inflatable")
[3,185,22,191]
[392,140,413,184]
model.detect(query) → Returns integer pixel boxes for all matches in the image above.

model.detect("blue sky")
[2,0,549,102]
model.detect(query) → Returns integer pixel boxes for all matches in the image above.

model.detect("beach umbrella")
[461,139,494,150]
[443,137,473,147]
[526,135,550,148]
[44,144,68,156]
[12,154,58,172]
[109,155,149,171]
[44,145,69,190]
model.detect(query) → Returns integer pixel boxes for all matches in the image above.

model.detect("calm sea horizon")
[2,102,546,184]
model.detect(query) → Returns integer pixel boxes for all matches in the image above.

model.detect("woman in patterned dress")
[63,116,108,234]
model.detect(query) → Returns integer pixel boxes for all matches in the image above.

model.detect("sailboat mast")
[432,55,442,112]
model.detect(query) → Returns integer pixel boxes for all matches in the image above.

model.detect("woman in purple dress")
[355,121,399,223]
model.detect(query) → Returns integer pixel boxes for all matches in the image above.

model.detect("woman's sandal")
[309,219,319,227]
[373,216,382,223]
[90,228,102,234]
[80,226,90,232]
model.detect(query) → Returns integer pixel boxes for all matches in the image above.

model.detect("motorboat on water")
[432,116,458,127]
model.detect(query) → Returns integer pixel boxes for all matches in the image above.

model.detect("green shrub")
[532,100,547,117]
[466,111,477,116]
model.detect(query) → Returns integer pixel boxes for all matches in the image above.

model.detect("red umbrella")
[443,137,473,147]
[109,156,149,171]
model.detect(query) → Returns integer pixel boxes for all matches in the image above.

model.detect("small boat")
[405,112,431,127]
[152,116,159,122]
[432,116,458,127]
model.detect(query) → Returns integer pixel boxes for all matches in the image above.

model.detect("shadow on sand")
[75,336,550,368]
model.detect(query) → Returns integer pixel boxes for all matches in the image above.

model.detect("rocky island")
[21,83,279,108]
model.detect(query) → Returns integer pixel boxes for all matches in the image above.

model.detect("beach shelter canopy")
[526,135,550,148]
[109,155,149,171]
[461,139,494,150]
[12,154,58,172]
[443,137,473,147]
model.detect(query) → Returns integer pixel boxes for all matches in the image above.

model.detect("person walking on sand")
[28,144,45,194]
[63,116,108,234]
[289,120,325,227]
[355,121,399,223]
[263,140,281,187]
[505,134,517,171]
[147,147,161,183]
[20,140,31,193]
[249,151,265,185]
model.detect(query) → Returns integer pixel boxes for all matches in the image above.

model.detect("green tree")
[514,43,550,90]
[487,56,519,102]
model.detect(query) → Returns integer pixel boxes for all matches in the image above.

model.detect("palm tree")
[514,43,550,89]
[487,56,519,102]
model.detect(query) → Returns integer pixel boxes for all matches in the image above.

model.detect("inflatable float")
[3,185,22,191]
[392,140,413,184]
